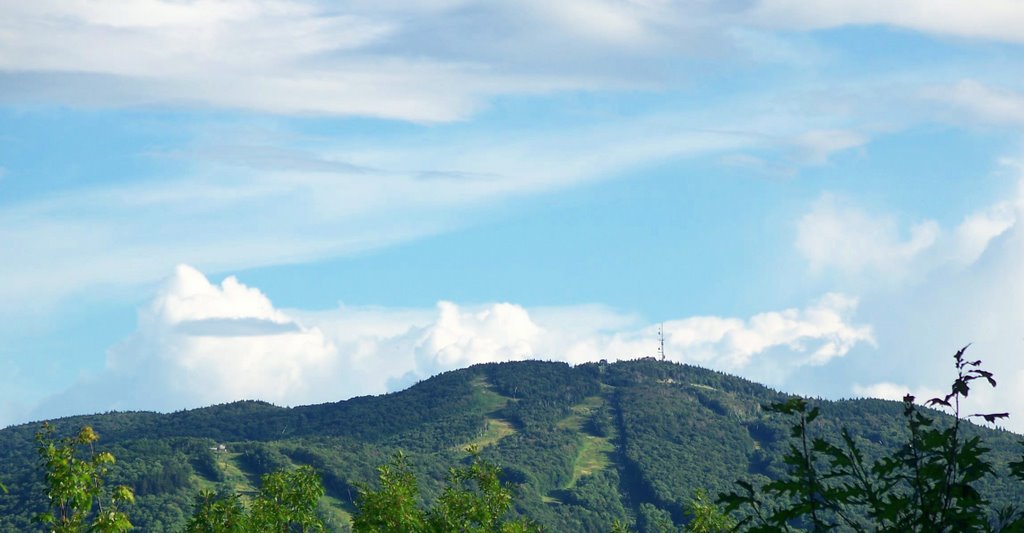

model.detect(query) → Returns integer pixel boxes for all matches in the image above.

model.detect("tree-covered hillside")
[1,358,1021,531]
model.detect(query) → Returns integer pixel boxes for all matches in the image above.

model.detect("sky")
[2,0,1024,430]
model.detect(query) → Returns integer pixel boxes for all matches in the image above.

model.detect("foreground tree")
[684,489,734,532]
[183,491,246,533]
[721,345,1024,531]
[249,465,325,532]
[184,465,325,532]
[35,424,135,533]
[351,451,425,532]
[353,449,540,532]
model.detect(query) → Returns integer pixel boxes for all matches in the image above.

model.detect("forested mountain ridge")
[1,358,1021,531]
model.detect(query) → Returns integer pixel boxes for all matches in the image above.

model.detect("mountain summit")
[1,359,1021,531]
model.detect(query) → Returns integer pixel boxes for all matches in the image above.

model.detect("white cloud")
[563,292,874,377]
[812,177,1024,429]
[852,382,944,405]
[796,194,941,280]
[796,181,1021,283]
[950,197,1017,265]
[587,296,858,369]
[412,301,540,375]
[926,80,1024,127]
[23,265,874,423]
[0,0,711,120]
[7,0,1019,123]
[0,0,617,121]
[523,0,664,48]
[941,186,1024,422]
[749,0,1024,43]
[795,129,867,165]
[83,265,338,412]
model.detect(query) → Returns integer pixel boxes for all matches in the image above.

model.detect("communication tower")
[658,323,666,361]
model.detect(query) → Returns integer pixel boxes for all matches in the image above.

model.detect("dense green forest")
[1,358,1022,531]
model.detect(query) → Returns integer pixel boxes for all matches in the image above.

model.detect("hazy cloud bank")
[805,178,1024,428]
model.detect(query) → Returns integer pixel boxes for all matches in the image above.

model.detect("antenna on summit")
[658,323,665,361]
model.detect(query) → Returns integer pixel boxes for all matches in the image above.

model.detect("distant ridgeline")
[1,359,1022,531]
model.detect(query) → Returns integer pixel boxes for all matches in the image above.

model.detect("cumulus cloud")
[26,265,873,422]
[411,301,541,376]
[556,293,874,375]
[83,265,338,412]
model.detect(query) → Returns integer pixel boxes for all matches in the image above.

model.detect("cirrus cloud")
[6,0,1024,123]
[749,0,1024,43]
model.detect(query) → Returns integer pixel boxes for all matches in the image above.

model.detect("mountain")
[1,358,1022,531]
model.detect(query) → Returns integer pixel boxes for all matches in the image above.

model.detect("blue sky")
[2,0,1024,429]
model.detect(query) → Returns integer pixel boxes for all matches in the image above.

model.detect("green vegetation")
[34,423,134,532]
[720,345,1024,531]
[3,356,1024,531]
[185,465,325,532]
[556,395,615,485]
[684,490,734,532]
[352,449,538,532]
